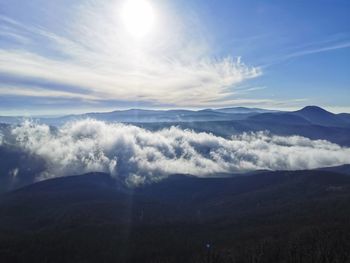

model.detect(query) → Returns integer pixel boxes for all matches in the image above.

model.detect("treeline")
[149,225,350,263]
[1,224,349,263]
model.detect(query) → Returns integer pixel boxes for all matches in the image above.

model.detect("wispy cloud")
[285,41,350,60]
[262,34,350,68]
[0,1,263,109]
[0,84,96,100]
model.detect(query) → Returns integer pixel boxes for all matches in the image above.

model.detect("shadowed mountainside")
[0,169,350,262]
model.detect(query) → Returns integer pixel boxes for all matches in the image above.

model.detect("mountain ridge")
[0,168,350,262]
[1,106,349,128]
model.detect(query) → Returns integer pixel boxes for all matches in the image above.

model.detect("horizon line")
[1,105,349,117]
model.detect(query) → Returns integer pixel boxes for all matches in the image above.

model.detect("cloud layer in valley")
[3,119,350,185]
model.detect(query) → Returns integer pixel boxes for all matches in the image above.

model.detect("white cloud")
[0,1,261,108]
[0,84,96,100]
[7,119,350,185]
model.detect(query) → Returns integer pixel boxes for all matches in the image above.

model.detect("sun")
[121,0,156,38]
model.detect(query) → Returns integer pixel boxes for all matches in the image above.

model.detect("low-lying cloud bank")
[2,119,350,185]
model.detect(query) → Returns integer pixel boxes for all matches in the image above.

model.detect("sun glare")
[121,0,156,38]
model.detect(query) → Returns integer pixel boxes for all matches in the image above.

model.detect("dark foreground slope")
[0,170,350,262]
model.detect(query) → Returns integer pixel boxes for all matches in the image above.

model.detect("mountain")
[18,109,260,126]
[248,112,311,125]
[0,107,276,126]
[317,164,350,175]
[58,108,276,124]
[214,107,276,114]
[0,169,349,262]
[137,118,350,146]
[338,113,350,124]
[293,106,348,127]
[248,105,350,128]
[0,106,349,128]
[0,116,26,125]
[0,145,45,193]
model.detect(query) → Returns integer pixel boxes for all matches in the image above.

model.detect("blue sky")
[0,0,349,115]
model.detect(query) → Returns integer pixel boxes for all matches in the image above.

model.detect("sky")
[0,0,349,115]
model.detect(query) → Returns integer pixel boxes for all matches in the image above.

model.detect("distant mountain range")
[1,106,349,128]
[0,107,271,125]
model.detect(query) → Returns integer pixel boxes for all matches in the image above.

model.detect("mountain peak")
[293,106,348,127]
[298,106,331,114]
